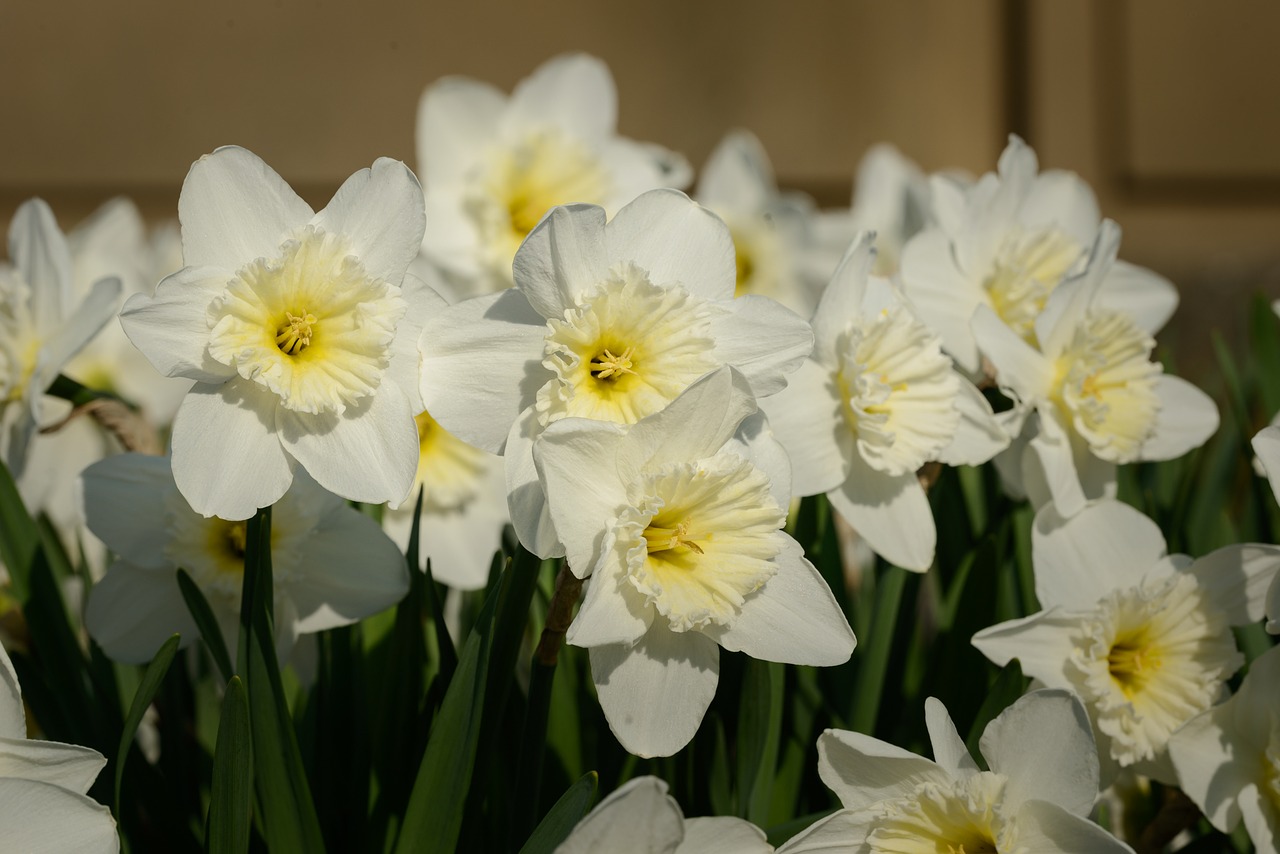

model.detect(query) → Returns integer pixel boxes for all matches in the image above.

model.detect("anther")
[276,311,317,355]
[590,347,636,380]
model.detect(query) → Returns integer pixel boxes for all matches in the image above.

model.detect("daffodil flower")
[416,53,689,297]
[971,222,1218,516]
[1168,644,1280,850]
[972,499,1280,782]
[0,641,118,853]
[1251,425,1280,633]
[81,453,409,664]
[762,233,1007,571]
[534,368,854,757]
[900,135,1177,376]
[419,189,814,558]
[119,147,434,520]
[556,775,772,854]
[777,690,1131,853]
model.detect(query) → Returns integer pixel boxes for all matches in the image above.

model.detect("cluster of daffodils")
[4,49,1280,853]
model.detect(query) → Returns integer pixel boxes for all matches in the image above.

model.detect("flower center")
[835,305,961,476]
[620,455,786,632]
[538,263,720,426]
[984,227,1082,344]
[412,409,491,512]
[1054,310,1162,464]
[867,772,1009,854]
[1067,572,1243,766]
[206,226,405,415]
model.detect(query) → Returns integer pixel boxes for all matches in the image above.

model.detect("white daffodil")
[534,368,854,757]
[419,189,814,558]
[1168,644,1280,850]
[694,129,831,315]
[1250,425,1280,633]
[972,499,1280,782]
[0,640,118,853]
[899,135,1177,376]
[416,52,689,297]
[0,199,122,477]
[556,775,772,854]
[80,453,408,664]
[778,690,1129,854]
[971,222,1218,516]
[382,408,509,590]
[761,234,1007,571]
[119,147,434,520]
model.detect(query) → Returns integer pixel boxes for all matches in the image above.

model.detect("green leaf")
[0,459,39,600]
[114,633,181,815]
[737,658,784,824]
[964,658,1028,767]
[207,676,253,854]
[849,565,908,735]
[177,568,233,683]
[517,771,598,854]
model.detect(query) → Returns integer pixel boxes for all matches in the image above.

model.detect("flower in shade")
[556,776,772,854]
[762,233,1007,571]
[535,368,854,757]
[1168,644,1280,851]
[1250,425,1280,633]
[416,53,689,297]
[972,499,1280,781]
[899,135,1177,376]
[0,640,118,853]
[119,146,434,520]
[971,222,1218,516]
[419,189,813,558]
[81,453,408,663]
[777,690,1131,853]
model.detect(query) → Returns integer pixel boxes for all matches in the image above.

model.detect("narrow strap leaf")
[178,568,233,683]
[207,676,253,854]
[115,633,181,816]
[517,771,598,854]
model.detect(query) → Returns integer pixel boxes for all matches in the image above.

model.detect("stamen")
[224,521,247,561]
[642,520,705,555]
[276,311,317,355]
[590,346,636,380]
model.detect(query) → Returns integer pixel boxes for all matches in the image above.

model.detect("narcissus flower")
[777,690,1130,853]
[119,147,433,520]
[1168,644,1280,850]
[0,640,118,853]
[419,189,813,557]
[81,453,409,663]
[972,222,1217,515]
[556,776,772,854]
[535,369,854,757]
[972,499,1279,781]
[762,233,1007,571]
[1251,425,1280,632]
[900,135,1177,375]
[416,53,689,296]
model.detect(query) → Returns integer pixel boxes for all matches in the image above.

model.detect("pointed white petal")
[934,380,1009,466]
[970,305,1053,403]
[505,406,564,560]
[0,778,118,854]
[810,233,876,362]
[505,53,616,145]
[899,228,983,373]
[772,809,868,853]
[828,453,934,572]
[565,531,653,647]
[1239,783,1280,854]
[1167,700,1247,832]
[817,728,950,811]
[1017,170,1100,247]
[1023,410,1087,517]
[1032,499,1166,608]
[79,454,175,568]
[625,367,758,471]
[85,562,197,664]
[1139,376,1219,461]
[556,776,683,854]
[970,609,1079,690]
[119,266,236,383]
[696,129,773,211]
[1013,799,1134,854]
[758,359,847,497]
[709,295,813,398]
[535,418,629,573]
[0,738,107,795]
[416,76,506,188]
[1097,260,1178,336]
[33,276,122,392]
[311,158,425,284]
[513,203,609,318]
[679,817,772,854]
[981,689,1099,816]
[605,190,736,303]
[1189,543,1280,626]
[923,697,978,777]
[1253,426,1280,507]
[384,272,446,414]
[9,198,72,329]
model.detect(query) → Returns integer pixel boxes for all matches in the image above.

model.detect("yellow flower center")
[984,227,1081,345]
[412,409,490,512]
[275,311,317,356]
[590,347,636,380]
[868,772,1009,854]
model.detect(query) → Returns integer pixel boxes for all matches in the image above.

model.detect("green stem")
[849,565,907,735]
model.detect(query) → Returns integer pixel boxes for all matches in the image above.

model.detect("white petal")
[709,295,813,398]
[418,289,548,454]
[565,530,653,647]
[32,277,122,392]
[1097,260,1178,336]
[1013,799,1134,854]
[705,538,854,666]
[10,199,72,330]
[278,381,418,507]
[311,158,425,284]
[1035,222,1121,359]
[513,203,609,318]
[1032,499,1166,608]
[535,418,629,574]
[179,146,314,270]
[85,562,198,664]
[1017,170,1100,247]
[505,406,564,559]
[970,609,1079,690]
[923,697,978,777]
[403,465,508,590]
[384,272,446,414]
[934,380,1009,466]
[758,360,847,496]
[726,411,793,511]
[605,190,736,303]
[0,778,119,854]
[1023,410,1087,517]
[981,689,1099,816]
[827,453,935,572]
[1166,700,1247,832]
[679,817,772,854]
[772,809,868,853]
[79,454,175,569]
[0,738,107,795]
[289,500,409,633]
[0,644,23,741]
[118,266,236,383]
[416,76,506,188]
[590,622,719,758]
[810,232,875,366]
[899,228,984,373]
[556,776,683,854]
[1189,543,1280,626]
[625,367,758,474]
[505,53,616,146]
[696,130,773,212]
[1253,426,1280,507]
[817,728,950,811]
[1139,376,1219,461]
[1239,783,1280,854]
[171,379,294,520]
[970,305,1053,403]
